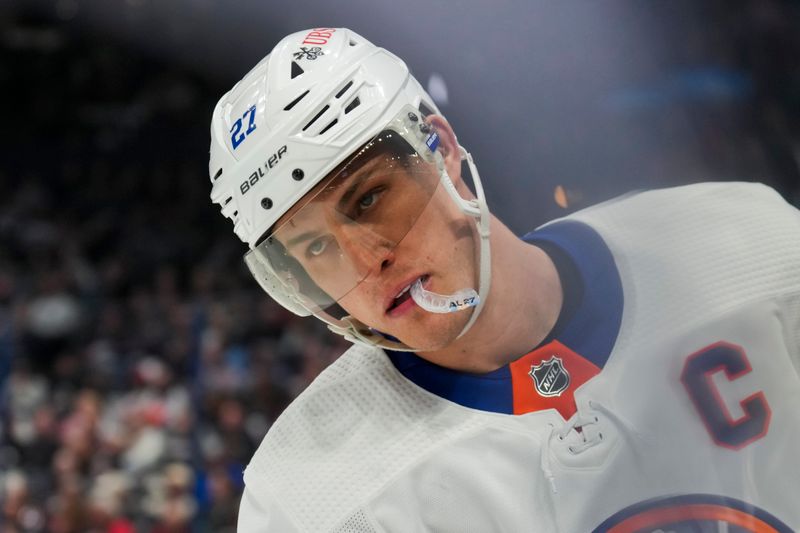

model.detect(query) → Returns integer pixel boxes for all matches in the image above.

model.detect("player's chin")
[390,312,469,352]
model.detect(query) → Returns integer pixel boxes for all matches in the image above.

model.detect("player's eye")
[307,236,331,257]
[355,187,385,214]
[358,191,377,209]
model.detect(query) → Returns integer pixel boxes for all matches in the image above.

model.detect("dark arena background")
[1,1,799,531]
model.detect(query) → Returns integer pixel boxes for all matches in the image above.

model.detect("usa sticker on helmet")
[425,132,440,152]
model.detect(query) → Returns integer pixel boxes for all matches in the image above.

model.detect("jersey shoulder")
[242,343,487,532]
[560,181,800,347]
[566,181,797,233]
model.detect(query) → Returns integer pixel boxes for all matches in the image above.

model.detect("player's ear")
[425,115,465,189]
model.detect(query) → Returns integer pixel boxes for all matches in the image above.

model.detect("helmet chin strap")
[446,146,491,340]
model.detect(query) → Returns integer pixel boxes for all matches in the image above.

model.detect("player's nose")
[337,224,395,280]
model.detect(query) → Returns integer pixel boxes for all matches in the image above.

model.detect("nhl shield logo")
[529,356,570,397]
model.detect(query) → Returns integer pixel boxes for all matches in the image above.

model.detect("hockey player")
[209,28,800,532]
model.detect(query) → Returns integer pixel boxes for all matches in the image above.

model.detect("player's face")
[274,147,478,351]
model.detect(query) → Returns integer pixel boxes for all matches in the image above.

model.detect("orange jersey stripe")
[607,503,780,533]
[509,340,600,418]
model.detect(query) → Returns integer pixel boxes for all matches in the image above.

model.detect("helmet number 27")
[230,105,257,150]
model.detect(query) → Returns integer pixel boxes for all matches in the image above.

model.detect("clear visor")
[244,107,444,319]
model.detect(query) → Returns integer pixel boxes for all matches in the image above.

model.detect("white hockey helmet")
[209,28,490,350]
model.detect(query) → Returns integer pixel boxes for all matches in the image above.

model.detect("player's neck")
[419,219,563,374]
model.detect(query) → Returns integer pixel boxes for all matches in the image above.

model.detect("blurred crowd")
[0,20,347,533]
[1,3,799,532]
[0,232,344,532]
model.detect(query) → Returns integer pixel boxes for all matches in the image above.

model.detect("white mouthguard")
[410,278,480,314]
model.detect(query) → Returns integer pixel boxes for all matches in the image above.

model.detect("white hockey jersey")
[238,182,800,532]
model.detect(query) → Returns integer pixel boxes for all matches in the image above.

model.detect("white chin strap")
[406,145,489,322]
[444,146,491,340]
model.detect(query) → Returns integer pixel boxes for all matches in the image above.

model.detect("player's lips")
[385,274,429,315]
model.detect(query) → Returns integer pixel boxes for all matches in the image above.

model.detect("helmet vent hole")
[284,89,310,111]
[233,210,238,217]
[335,80,353,99]
[418,101,434,118]
[290,61,304,79]
[213,168,223,181]
[302,104,330,131]
[319,119,338,135]
[349,39,357,47]
[224,196,232,206]
[344,97,361,115]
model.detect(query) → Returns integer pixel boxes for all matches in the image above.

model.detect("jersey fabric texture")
[237,182,800,532]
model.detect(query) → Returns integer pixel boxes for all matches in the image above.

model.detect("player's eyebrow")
[285,230,319,250]
[335,167,377,212]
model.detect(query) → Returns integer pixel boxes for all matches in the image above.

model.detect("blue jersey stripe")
[387,351,514,413]
[524,220,623,371]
